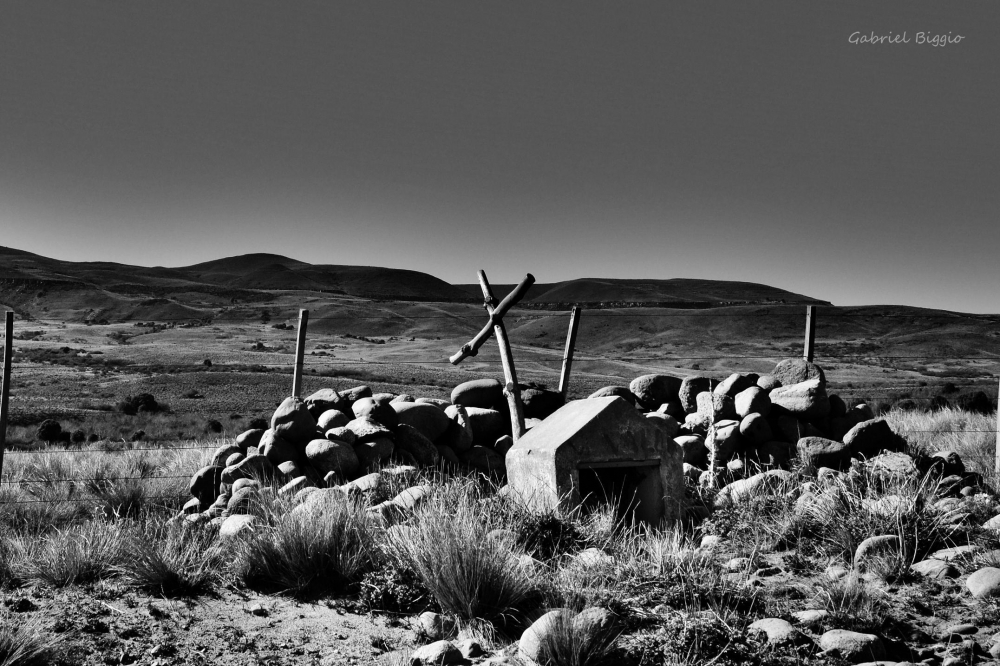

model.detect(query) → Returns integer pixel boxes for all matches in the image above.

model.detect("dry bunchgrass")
[14,518,125,587]
[382,477,537,624]
[233,491,375,599]
[117,520,223,596]
[0,612,60,666]
[884,407,997,484]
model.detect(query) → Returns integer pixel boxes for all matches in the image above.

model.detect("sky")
[1,1,997,312]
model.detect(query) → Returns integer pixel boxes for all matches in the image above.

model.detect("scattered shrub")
[359,564,436,614]
[515,512,587,561]
[205,419,224,434]
[117,393,161,415]
[954,391,993,415]
[34,420,62,442]
[70,429,87,443]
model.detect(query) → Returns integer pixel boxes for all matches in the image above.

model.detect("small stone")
[410,640,464,665]
[748,618,800,645]
[967,567,1000,598]
[825,565,850,581]
[219,514,257,539]
[791,609,828,626]
[248,604,268,617]
[854,535,899,569]
[818,629,885,662]
[455,639,484,659]
[910,559,959,579]
[574,548,613,567]
[416,612,456,641]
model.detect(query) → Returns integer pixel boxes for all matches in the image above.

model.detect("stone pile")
[184,379,566,524]
[584,358,920,491]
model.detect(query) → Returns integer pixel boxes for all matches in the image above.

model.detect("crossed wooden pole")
[450,271,535,440]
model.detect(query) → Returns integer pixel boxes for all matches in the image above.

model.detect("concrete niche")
[505,396,684,526]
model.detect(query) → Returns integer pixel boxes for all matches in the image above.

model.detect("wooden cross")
[450,271,535,440]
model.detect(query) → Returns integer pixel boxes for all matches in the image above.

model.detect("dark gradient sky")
[1,2,997,312]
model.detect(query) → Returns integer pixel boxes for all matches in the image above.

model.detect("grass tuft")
[118,520,221,596]
[0,612,60,666]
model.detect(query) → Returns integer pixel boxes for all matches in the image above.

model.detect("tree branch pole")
[558,306,581,399]
[0,311,13,483]
[292,309,309,398]
[449,275,536,364]
[478,271,529,441]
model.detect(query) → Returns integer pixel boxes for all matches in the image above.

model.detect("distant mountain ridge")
[0,245,828,307]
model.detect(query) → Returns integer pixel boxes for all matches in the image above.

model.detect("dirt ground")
[2,584,417,666]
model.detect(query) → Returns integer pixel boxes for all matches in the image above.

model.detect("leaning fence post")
[803,305,816,363]
[558,306,581,399]
[291,309,309,398]
[0,311,13,483]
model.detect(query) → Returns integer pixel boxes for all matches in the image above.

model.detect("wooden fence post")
[995,376,1000,476]
[0,311,13,483]
[803,305,816,363]
[558,306,581,399]
[292,309,309,398]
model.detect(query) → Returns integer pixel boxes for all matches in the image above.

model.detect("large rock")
[588,386,637,405]
[393,402,451,441]
[345,416,394,444]
[393,424,440,467]
[219,514,258,539]
[303,388,348,418]
[714,470,796,508]
[696,392,737,423]
[739,413,772,445]
[748,618,800,645]
[451,378,503,409]
[270,397,317,445]
[772,358,826,387]
[464,407,509,446]
[305,438,359,478]
[235,429,265,451]
[506,397,684,525]
[706,421,743,461]
[818,630,884,662]
[352,397,399,430]
[797,436,851,471]
[189,465,224,504]
[865,452,919,484]
[440,405,474,452]
[521,388,565,420]
[519,610,572,665]
[844,418,906,460]
[630,374,682,410]
[768,378,830,419]
[967,567,1000,598]
[714,373,759,399]
[223,454,274,484]
[756,440,794,467]
[316,409,350,431]
[854,535,899,569]
[210,444,243,468]
[679,376,716,413]
[675,435,708,467]
[354,437,394,471]
[339,385,372,404]
[259,429,298,467]
[735,387,771,418]
[645,413,680,439]
[459,445,506,476]
[410,640,464,666]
